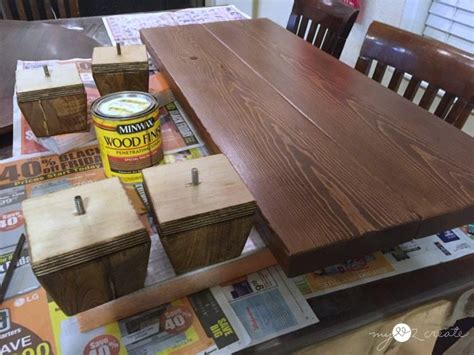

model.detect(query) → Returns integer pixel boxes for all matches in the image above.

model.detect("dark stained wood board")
[141,19,474,277]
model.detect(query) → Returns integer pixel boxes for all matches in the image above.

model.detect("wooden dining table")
[0,20,104,136]
[1,13,473,353]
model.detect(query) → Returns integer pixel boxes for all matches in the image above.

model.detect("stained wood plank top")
[141,19,474,276]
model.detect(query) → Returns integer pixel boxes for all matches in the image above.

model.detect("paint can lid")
[92,91,156,119]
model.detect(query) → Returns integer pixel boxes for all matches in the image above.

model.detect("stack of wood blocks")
[143,154,257,274]
[92,44,149,95]
[16,63,87,137]
[22,177,150,315]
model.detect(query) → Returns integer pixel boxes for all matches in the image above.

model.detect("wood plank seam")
[203,20,474,176]
[143,26,422,257]
[198,22,439,241]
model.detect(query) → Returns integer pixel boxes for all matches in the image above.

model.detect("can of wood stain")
[91,91,162,183]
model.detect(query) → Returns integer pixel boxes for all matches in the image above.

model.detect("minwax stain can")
[91,91,162,183]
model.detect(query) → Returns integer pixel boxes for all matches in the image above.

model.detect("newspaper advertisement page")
[103,5,249,46]
[211,266,318,348]
[12,59,177,158]
[2,287,249,354]
[294,228,474,299]
[48,291,250,354]
[0,288,56,355]
[0,147,255,354]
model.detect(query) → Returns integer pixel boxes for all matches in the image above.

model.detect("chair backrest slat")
[29,0,41,19]
[297,16,309,38]
[1,0,13,17]
[306,21,318,44]
[313,24,326,48]
[1,0,79,19]
[15,0,27,19]
[356,21,473,130]
[418,84,439,110]
[372,62,387,83]
[434,93,455,119]
[354,56,370,75]
[445,99,472,129]
[388,69,404,92]
[57,0,67,18]
[68,0,78,18]
[44,0,53,18]
[402,77,422,101]
[287,0,358,59]
[321,29,336,53]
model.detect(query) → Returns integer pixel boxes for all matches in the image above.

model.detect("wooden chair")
[356,21,473,130]
[1,0,80,20]
[286,0,359,59]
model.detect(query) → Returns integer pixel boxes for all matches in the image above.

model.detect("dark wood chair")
[356,21,473,130]
[286,0,359,59]
[1,0,79,20]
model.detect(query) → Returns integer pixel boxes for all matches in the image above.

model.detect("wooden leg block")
[37,241,150,315]
[161,215,255,274]
[19,94,88,137]
[93,70,149,95]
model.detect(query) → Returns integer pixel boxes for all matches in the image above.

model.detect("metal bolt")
[191,168,199,186]
[116,43,122,55]
[43,65,50,77]
[74,195,86,215]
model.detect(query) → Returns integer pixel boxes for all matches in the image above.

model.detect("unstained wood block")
[22,177,150,315]
[143,154,257,274]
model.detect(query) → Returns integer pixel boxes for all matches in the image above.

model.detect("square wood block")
[16,64,87,137]
[92,44,149,95]
[143,154,257,274]
[22,177,150,315]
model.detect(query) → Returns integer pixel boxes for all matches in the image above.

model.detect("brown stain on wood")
[18,94,88,137]
[23,177,150,315]
[143,154,257,274]
[92,44,149,95]
[141,19,474,276]
[93,70,149,96]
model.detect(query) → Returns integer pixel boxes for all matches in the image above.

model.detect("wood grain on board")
[23,177,150,314]
[92,44,149,95]
[16,63,88,137]
[141,19,474,276]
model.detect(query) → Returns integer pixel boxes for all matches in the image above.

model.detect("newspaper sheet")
[211,266,319,348]
[461,224,474,240]
[293,228,474,299]
[103,5,250,46]
[0,145,269,354]
[12,59,179,158]
[1,285,252,354]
